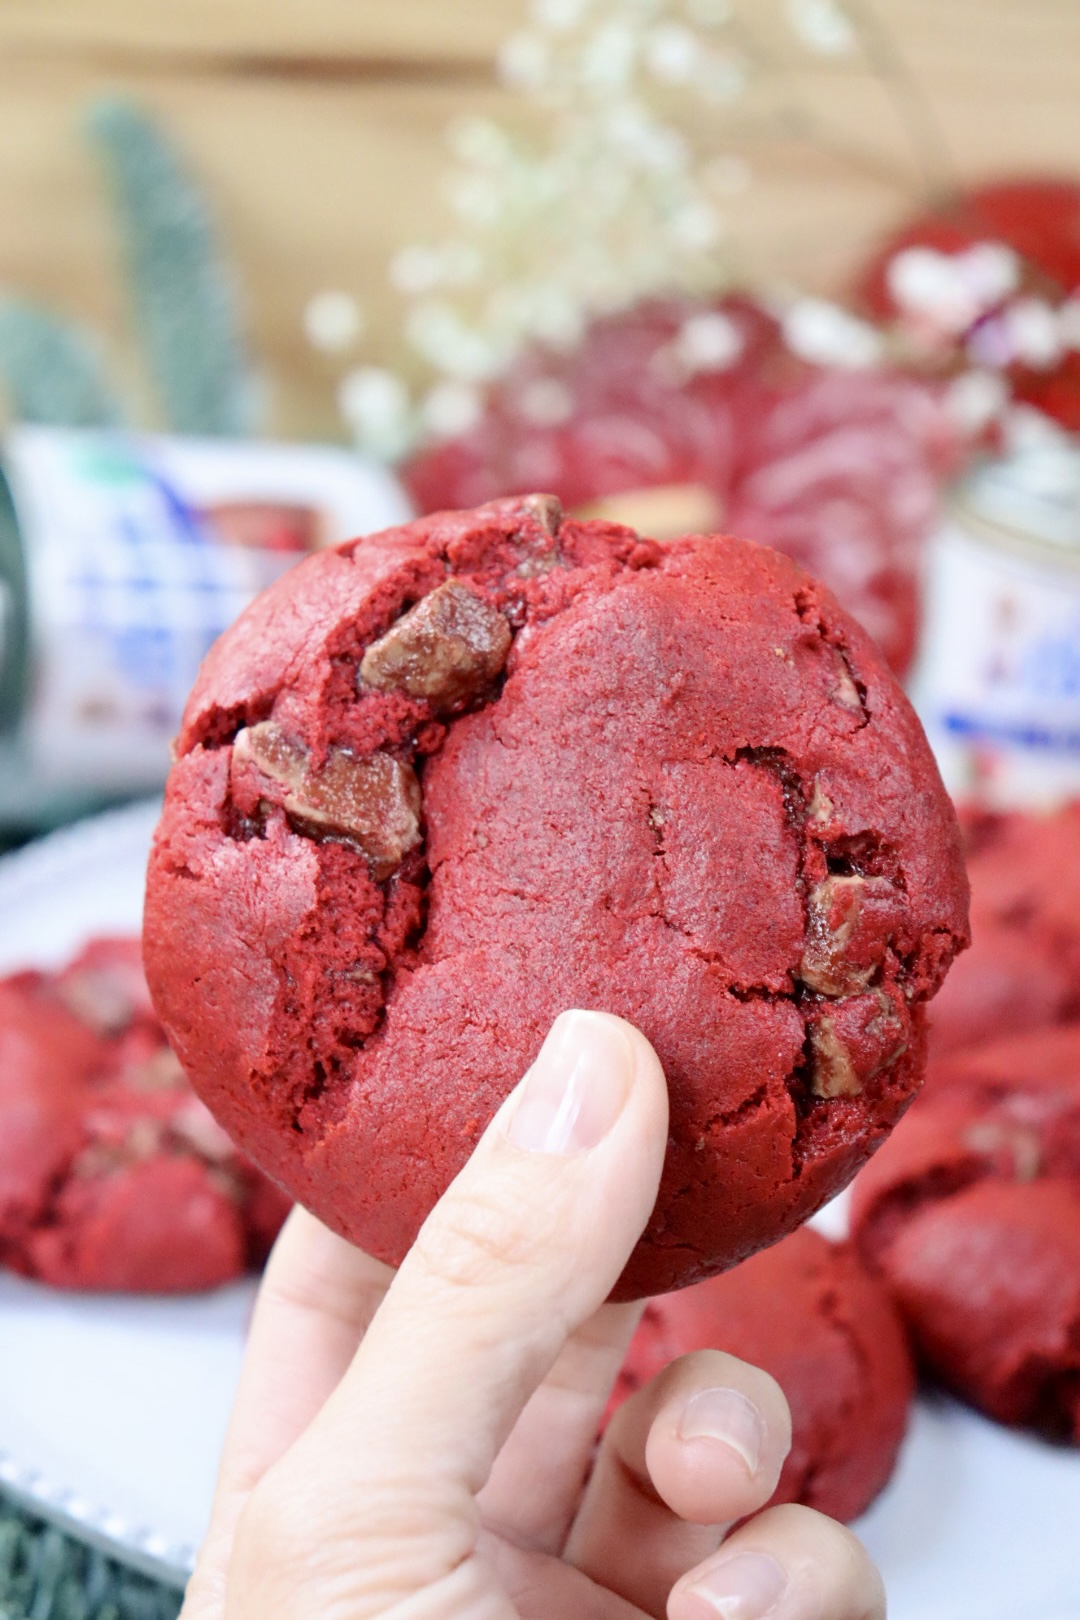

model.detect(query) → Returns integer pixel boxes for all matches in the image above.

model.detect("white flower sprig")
[335,0,754,457]
[319,0,949,462]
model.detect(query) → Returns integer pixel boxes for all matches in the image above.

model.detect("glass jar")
[0,426,411,833]
[910,436,1080,808]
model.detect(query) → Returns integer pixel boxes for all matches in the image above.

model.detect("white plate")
[0,804,1079,1613]
[0,801,252,1586]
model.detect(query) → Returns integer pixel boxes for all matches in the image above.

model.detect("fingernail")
[506,1011,633,1154]
[678,1388,765,1475]
[685,1551,787,1618]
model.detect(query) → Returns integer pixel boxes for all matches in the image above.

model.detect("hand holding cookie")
[180,1012,883,1620]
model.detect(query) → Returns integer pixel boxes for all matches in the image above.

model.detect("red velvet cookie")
[929,804,1080,1058]
[144,496,968,1299]
[851,1026,1080,1437]
[609,1226,914,1522]
[0,938,290,1292]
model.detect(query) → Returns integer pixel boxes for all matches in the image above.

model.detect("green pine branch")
[86,98,258,438]
[0,300,124,428]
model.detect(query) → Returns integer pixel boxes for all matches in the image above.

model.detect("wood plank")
[0,0,512,68]
[0,0,1078,441]
[0,59,514,437]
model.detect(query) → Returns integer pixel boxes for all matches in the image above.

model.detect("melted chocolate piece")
[237,722,422,880]
[360,581,511,711]
[799,875,904,998]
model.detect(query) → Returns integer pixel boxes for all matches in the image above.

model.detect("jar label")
[910,510,1080,805]
[3,427,411,792]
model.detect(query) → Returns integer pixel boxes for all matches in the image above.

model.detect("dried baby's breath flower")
[338,367,414,461]
[785,0,857,55]
[303,291,364,352]
[327,0,753,450]
[317,0,950,461]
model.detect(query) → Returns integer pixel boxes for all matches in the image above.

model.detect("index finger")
[181,1208,392,1619]
[220,1207,393,1495]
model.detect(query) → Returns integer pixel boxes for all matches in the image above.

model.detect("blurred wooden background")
[1,0,1078,439]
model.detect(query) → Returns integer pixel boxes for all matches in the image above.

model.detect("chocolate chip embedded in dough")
[807,780,835,825]
[359,580,512,711]
[799,874,905,997]
[800,875,870,995]
[831,652,864,712]
[519,493,564,536]
[808,989,907,1100]
[963,1119,1042,1183]
[810,1018,862,1098]
[236,722,421,879]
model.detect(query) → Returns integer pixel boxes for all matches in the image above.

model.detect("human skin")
[181,1011,884,1620]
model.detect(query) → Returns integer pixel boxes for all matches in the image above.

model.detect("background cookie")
[928,805,1080,1058]
[145,495,968,1299]
[403,297,957,675]
[0,938,290,1292]
[851,1026,1080,1437]
[855,178,1080,433]
[609,1226,915,1522]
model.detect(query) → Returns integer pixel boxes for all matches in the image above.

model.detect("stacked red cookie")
[0,937,290,1292]
[144,496,968,1300]
[404,298,958,675]
[849,801,1080,1439]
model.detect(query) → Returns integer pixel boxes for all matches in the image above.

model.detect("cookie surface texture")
[144,497,968,1298]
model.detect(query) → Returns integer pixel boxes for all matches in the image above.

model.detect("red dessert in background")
[852,1026,1080,1439]
[929,803,1080,1059]
[856,178,1080,432]
[404,296,959,674]
[0,937,290,1292]
[610,1227,915,1523]
[144,495,968,1301]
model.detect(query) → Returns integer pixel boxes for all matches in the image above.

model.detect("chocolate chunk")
[519,493,564,536]
[963,1119,1042,1183]
[810,1017,862,1098]
[807,780,835,825]
[809,989,907,1099]
[359,580,512,711]
[236,722,422,879]
[799,875,904,997]
[831,652,864,713]
[860,988,908,1075]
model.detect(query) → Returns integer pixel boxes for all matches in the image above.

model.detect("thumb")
[231,1010,667,1608]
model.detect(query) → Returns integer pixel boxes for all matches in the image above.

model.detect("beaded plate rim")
[0,800,192,1590]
